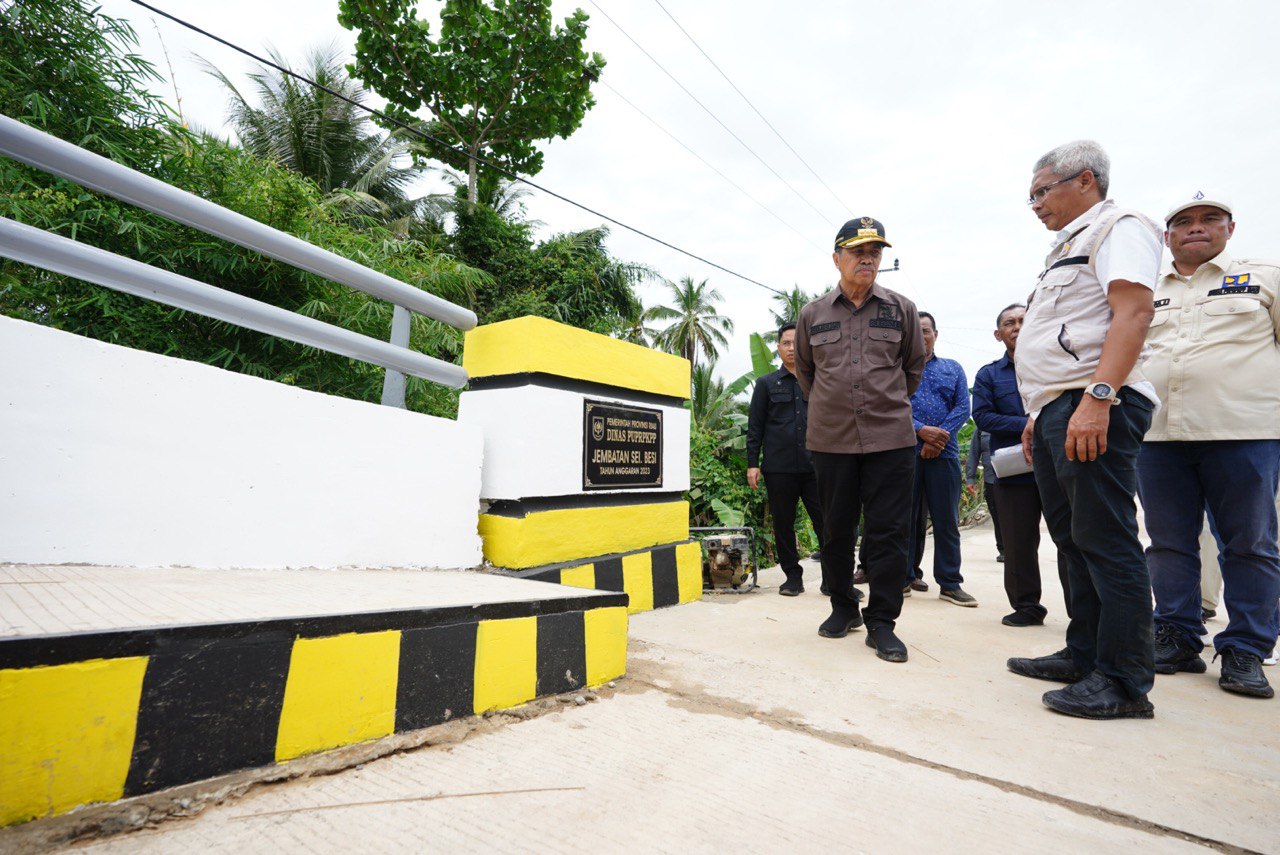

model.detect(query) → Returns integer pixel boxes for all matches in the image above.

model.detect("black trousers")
[909,488,928,578]
[992,481,1058,620]
[812,447,914,629]
[763,470,824,577]
[986,481,1004,555]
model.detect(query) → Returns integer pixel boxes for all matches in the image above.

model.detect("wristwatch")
[1084,382,1120,405]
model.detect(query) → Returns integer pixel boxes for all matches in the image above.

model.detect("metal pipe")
[0,113,477,331]
[0,217,468,389]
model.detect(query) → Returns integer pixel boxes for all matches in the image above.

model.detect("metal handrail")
[0,113,478,398]
[0,217,468,388]
[0,115,476,331]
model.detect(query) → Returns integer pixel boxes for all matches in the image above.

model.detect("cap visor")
[836,236,892,250]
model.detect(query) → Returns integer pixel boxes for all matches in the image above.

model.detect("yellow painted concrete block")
[479,501,688,569]
[473,617,538,714]
[675,541,705,604]
[583,607,628,686]
[622,551,654,614]
[559,563,596,590]
[0,657,147,825]
[463,316,691,400]
[276,631,400,762]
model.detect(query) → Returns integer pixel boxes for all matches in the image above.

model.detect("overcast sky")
[99,0,1280,385]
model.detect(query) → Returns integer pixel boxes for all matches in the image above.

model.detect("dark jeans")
[992,480,1060,620]
[812,447,914,629]
[1032,388,1155,699]
[907,457,963,589]
[1137,439,1280,660]
[763,470,824,578]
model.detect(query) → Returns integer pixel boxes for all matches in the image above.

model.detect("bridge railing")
[0,113,476,397]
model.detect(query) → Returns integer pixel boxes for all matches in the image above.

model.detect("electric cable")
[649,0,853,214]
[127,0,789,296]
[585,0,837,227]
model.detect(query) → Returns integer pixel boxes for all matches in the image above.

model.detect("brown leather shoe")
[852,569,868,585]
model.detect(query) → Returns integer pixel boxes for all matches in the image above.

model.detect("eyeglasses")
[1026,171,1084,206]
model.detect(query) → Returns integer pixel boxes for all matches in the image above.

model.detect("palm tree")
[649,276,734,369]
[762,285,816,342]
[204,44,436,227]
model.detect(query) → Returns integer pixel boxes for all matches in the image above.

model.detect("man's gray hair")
[1034,140,1110,198]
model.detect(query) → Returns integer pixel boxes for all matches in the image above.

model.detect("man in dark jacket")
[747,322,823,596]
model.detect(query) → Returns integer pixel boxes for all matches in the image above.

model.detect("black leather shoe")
[810,551,822,560]
[852,569,868,585]
[909,578,929,592]
[779,576,804,597]
[1002,611,1045,627]
[1042,671,1154,720]
[1202,607,1216,621]
[865,625,908,662]
[1007,647,1086,683]
[818,605,863,638]
[1154,622,1206,674]
[1217,648,1274,698]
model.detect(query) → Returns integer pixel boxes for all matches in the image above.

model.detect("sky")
[97,0,1280,386]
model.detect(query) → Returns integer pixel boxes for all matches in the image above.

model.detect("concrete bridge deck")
[8,520,1273,853]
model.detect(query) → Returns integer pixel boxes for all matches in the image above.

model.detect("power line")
[601,81,822,253]
[650,0,853,215]
[585,0,837,229]
[126,0,788,297]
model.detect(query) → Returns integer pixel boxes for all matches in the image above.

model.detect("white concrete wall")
[0,315,483,569]
[457,385,690,501]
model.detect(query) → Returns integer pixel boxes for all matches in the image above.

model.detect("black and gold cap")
[834,217,892,250]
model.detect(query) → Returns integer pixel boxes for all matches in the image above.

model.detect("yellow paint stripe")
[0,657,147,825]
[276,631,400,762]
[675,541,705,604]
[463,316,691,400]
[559,563,596,590]
[622,551,654,614]
[583,607,628,686]
[473,617,538,714]
[479,501,689,569]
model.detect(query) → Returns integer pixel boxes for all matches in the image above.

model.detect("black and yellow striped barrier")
[0,593,627,827]
[502,540,703,613]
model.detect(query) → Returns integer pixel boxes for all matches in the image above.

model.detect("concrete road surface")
[66,521,1279,853]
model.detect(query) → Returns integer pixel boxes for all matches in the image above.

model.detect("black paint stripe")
[536,612,587,695]
[1048,255,1089,270]
[466,372,686,408]
[124,631,292,796]
[396,622,478,731]
[484,492,685,518]
[593,557,625,593]
[650,544,681,608]
[0,594,626,670]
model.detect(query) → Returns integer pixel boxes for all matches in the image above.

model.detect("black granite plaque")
[583,400,663,490]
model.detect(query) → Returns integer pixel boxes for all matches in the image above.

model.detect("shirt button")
[853,383,861,389]
[856,409,863,414]
[852,358,860,363]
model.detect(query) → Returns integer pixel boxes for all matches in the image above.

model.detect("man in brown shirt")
[796,217,926,663]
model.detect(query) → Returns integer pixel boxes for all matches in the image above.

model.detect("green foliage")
[203,44,440,230]
[0,0,486,419]
[648,276,735,370]
[449,204,649,333]
[338,0,605,201]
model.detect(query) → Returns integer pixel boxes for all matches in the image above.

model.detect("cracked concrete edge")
[620,648,1258,855]
[0,686,618,854]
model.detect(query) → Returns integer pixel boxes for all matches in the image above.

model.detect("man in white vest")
[1006,140,1162,720]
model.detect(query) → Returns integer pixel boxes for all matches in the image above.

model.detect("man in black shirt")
[747,322,824,595]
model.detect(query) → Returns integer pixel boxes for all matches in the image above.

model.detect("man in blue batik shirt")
[908,312,977,606]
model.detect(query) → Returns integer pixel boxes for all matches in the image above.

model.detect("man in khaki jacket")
[1137,194,1280,699]
[795,218,925,664]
